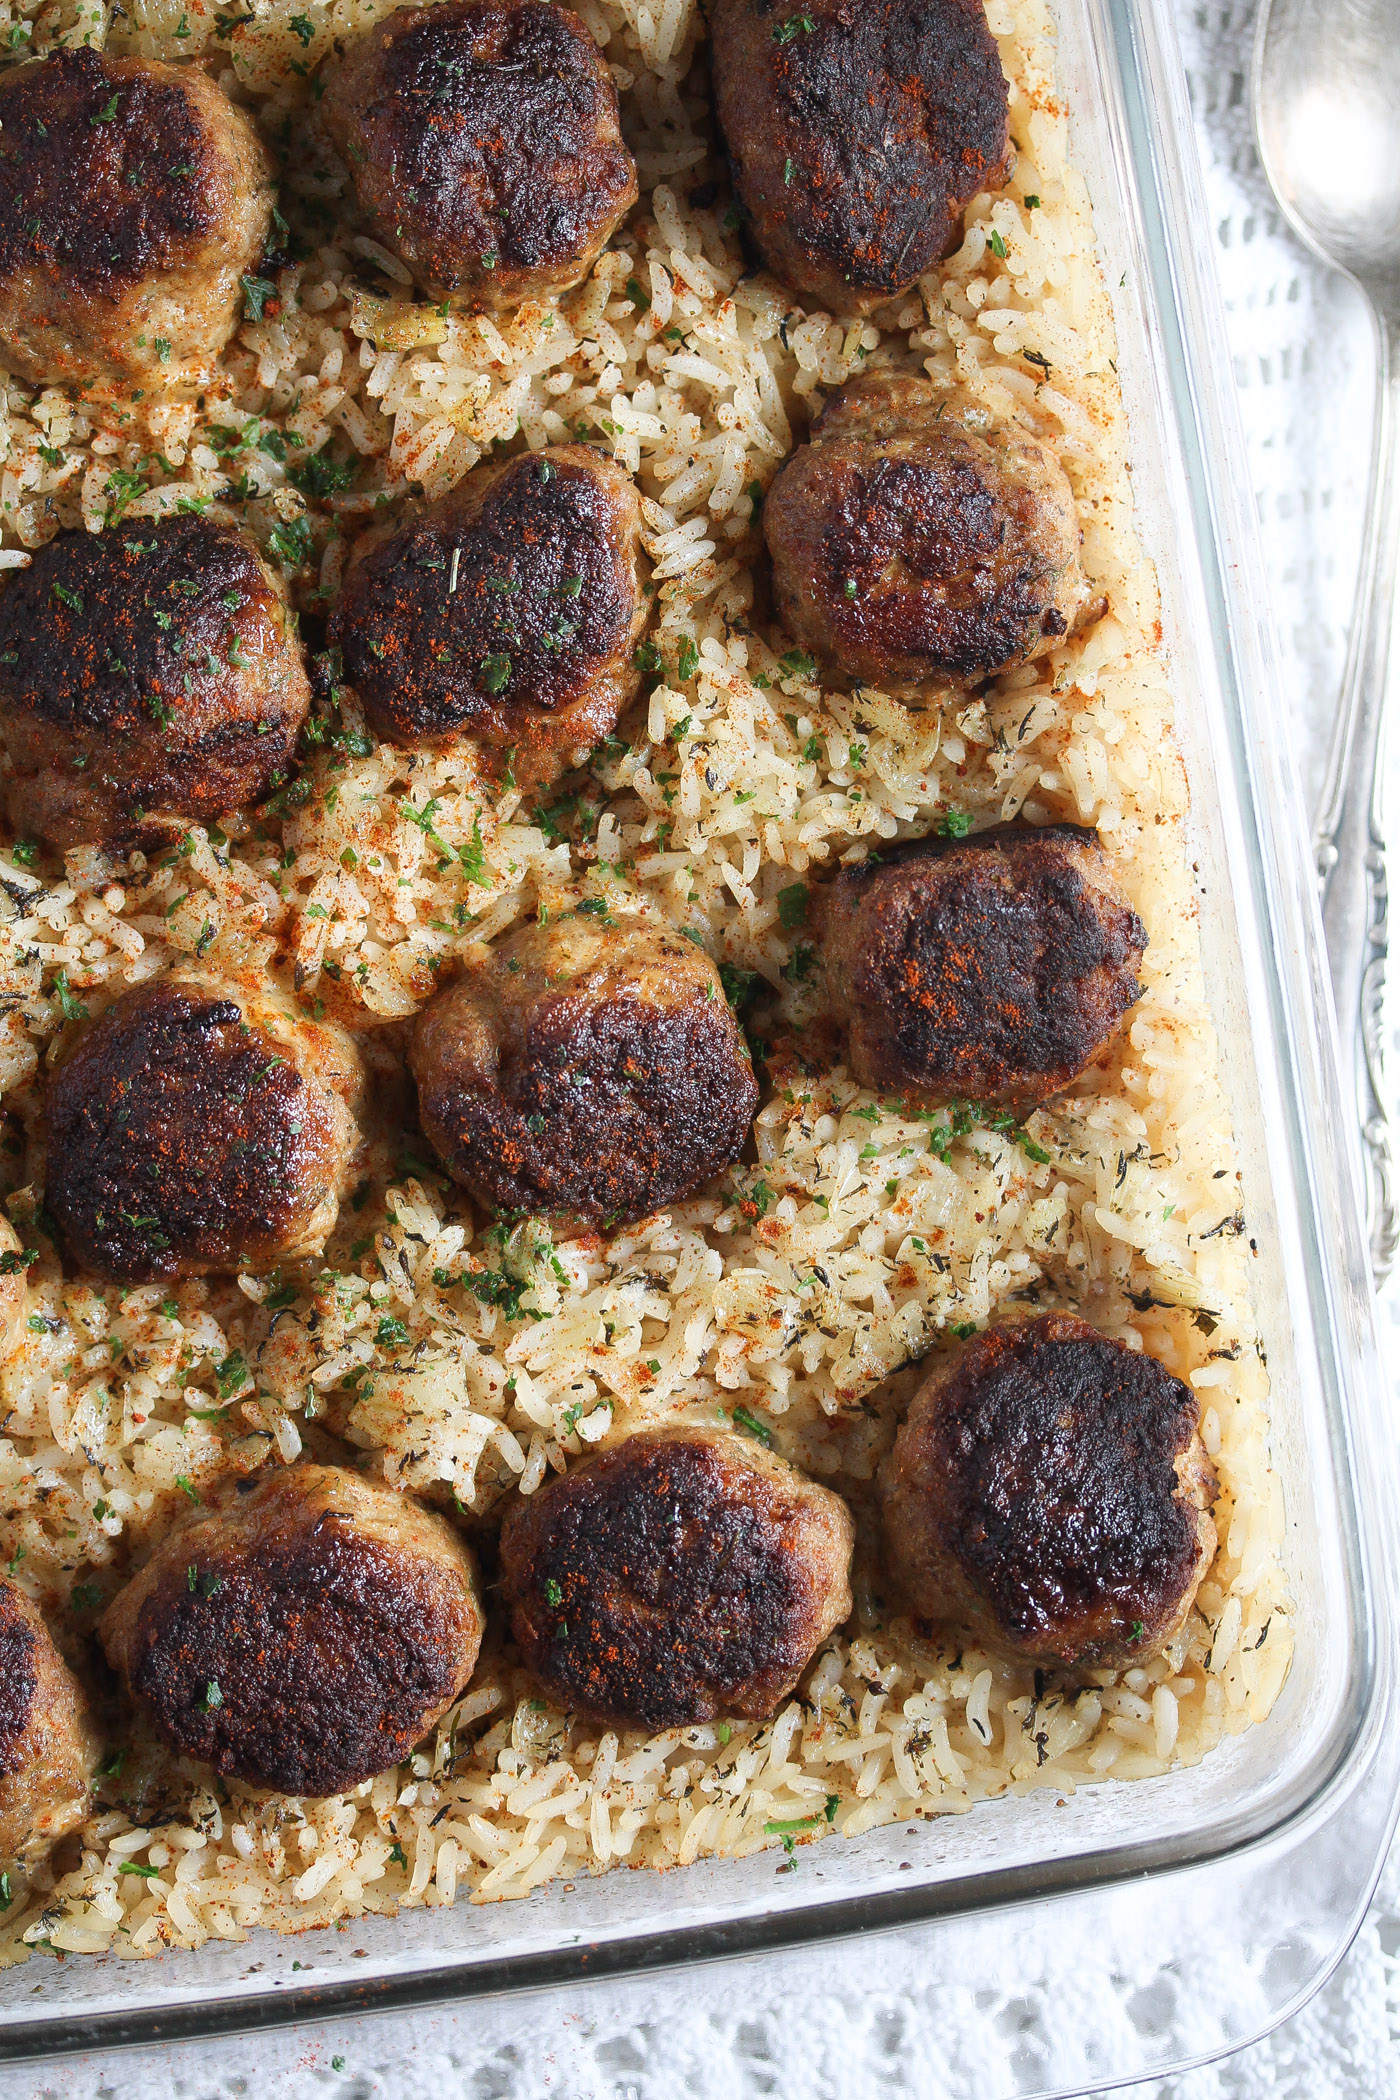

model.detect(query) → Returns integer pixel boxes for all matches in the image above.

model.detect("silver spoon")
[1253,0,1400,1281]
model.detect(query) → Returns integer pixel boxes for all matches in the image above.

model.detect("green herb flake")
[776,882,809,931]
[988,229,1008,259]
[118,1861,160,1879]
[215,1351,248,1399]
[53,967,88,1022]
[731,1403,773,1447]
[240,275,276,322]
[778,648,817,680]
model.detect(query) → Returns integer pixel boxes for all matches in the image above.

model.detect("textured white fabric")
[3,4,1397,2094]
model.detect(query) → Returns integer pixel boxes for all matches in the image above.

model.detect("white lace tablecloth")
[6,5,1399,2094]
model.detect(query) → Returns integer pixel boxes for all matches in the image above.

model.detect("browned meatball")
[764,373,1090,690]
[823,825,1146,1116]
[336,446,644,788]
[711,0,1011,316]
[101,1465,483,1796]
[0,516,312,851]
[880,1313,1218,1671]
[45,974,364,1286]
[0,49,274,392]
[320,0,637,310]
[411,914,758,1227]
[0,1577,98,1865]
[500,1427,854,1727]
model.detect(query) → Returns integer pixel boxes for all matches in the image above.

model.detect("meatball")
[320,0,637,309]
[45,974,364,1286]
[0,48,274,392]
[880,1313,1218,1671]
[336,446,645,788]
[0,515,312,851]
[101,1465,483,1796]
[765,374,1090,690]
[823,824,1146,1116]
[411,914,758,1227]
[501,1427,854,1728]
[710,0,1011,316]
[0,1577,98,1865]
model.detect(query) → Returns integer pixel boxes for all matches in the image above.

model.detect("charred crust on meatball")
[823,824,1147,1116]
[0,515,310,847]
[101,1469,483,1796]
[880,1313,1218,1670]
[335,447,644,782]
[711,0,1011,313]
[500,1428,855,1729]
[410,918,759,1226]
[0,50,228,296]
[321,0,637,306]
[45,978,360,1284]
[0,1593,38,1781]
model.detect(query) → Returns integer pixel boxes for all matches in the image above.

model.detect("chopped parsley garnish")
[291,447,356,500]
[240,275,276,322]
[904,1098,1052,1167]
[376,1314,410,1347]
[215,1351,248,1399]
[459,814,490,885]
[988,229,1008,259]
[480,653,512,694]
[53,967,88,1021]
[937,808,975,838]
[731,1403,773,1446]
[776,882,809,931]
[544,1578,563,1607]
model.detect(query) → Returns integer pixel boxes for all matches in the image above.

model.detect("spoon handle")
[1316,310,1400,1281]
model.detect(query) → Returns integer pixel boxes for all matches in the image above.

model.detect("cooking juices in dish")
[0,0,1289,1957]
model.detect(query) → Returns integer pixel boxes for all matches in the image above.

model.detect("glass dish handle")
[1316,310,1400,1282]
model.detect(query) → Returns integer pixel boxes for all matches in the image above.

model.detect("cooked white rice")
[0,0,1290,1963]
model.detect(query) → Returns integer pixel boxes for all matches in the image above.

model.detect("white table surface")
[5,3,1399,2093]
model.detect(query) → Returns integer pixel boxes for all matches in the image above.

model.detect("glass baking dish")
[6,0,1398,2088]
